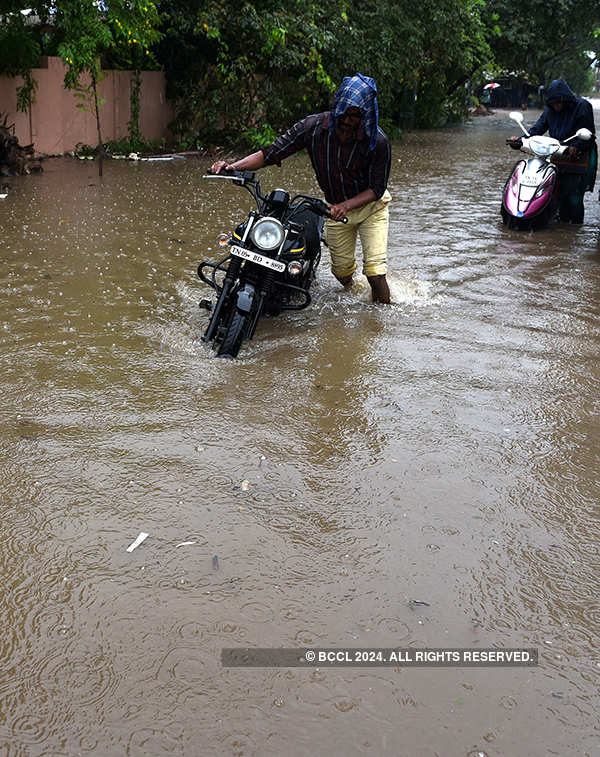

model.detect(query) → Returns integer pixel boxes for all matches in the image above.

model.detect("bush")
[74,142,97,156]
[103,136,167,155]
[379,117,403,141]
[239,123,278,150]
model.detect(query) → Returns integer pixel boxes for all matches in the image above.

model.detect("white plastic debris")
[126,532,149,552]
[140,155,186,162]
[176,541,196,547]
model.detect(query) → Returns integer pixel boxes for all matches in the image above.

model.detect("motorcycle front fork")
[202,257,242,343]
[247,270,275,340]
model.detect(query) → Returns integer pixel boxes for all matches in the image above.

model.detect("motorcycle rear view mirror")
[509,110,530,136]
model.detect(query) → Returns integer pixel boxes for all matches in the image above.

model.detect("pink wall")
[0,57,173,155]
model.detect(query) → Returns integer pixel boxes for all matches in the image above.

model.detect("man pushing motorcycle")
[210,73,392,303]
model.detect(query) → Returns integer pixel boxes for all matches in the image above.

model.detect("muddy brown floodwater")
[1,106,600,757]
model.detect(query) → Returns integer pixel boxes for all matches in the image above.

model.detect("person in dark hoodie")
[510,79,597,223]
[211,74,392,303]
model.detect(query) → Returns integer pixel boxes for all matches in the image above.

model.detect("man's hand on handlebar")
[508,136,523,150]
[329,200,350,221]
[210,160,234,175]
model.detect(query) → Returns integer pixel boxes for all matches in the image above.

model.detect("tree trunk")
[92,72,103,178]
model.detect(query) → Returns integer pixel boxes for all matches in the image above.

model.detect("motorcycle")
[197,169,346,358]
[501,110,593,229]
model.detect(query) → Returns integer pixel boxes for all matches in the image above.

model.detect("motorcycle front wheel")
[216,309,250,358]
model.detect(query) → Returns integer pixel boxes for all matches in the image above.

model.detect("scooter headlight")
[250,217,284,251]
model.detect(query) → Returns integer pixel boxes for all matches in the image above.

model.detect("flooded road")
[1,107,600,756]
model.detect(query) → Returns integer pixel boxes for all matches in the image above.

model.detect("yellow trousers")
[324,190,391,278]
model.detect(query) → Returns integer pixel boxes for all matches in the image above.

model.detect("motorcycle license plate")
[230,245,285,272]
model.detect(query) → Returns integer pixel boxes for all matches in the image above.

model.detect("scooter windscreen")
[527,136,561,157]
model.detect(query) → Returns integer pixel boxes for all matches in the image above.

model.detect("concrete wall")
[0,56,173,155]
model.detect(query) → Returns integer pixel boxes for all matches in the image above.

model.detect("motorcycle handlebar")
[329,213,349,224]
[306,197,348,223]
[204,167,256,181]
[204,175,348,222]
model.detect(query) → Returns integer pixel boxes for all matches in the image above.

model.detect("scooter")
[501,110,593,229]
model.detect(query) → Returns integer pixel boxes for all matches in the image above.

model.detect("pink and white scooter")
[501,111,592,229]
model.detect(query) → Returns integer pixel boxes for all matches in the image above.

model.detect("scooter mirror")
[575,128,592,141]
[509,110,530,137]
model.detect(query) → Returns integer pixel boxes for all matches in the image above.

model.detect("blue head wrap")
[329,73,379,151]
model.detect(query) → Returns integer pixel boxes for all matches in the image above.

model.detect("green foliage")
[74,141,97,156]
[128,67,142,145]
[239,123,278,150]
[0,8,42,111]
[484,0,600,88]
[321,0,492,129]
[379,117,402,142]
[106,2,162,143]
[103,135,167,154]
[0,9,40,68]
[53,0,163,150]
[54,0,161,85]
[56,1,112,91]
[2,0,600,141]
[155,0,344,142]
[580,67,596,95]
[15,71,38,113]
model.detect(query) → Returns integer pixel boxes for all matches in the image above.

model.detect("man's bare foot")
[336,274,354,289]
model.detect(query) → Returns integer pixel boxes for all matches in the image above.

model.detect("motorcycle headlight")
[250,217,284,251]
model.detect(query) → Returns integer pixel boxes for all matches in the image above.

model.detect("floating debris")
[212,555,219,570]
[409,599,431,609]
[176,541,196,548]
[126,532,149,552]
[141,155,186,162]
